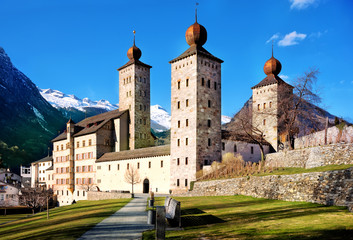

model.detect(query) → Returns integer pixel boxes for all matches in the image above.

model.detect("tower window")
[201,78,205,86]
[185,179,188,187]
[214,82,217,90]
[108,165,111,171]
[222,142,225,151]
[117,164,120,170]
[207,80,211,88]
[186,78,189,87]
[177,101,180,109]
[264,103,266,109]
[185,157,188,165]
[161,161,163,168]
[270,102,272,108]
[251,146,254,154]
[178,81,180,89]
[208,100,211,107]
[177,179,180,187]
[263,119,266,125]
[186,119,189,127]
[140,105,142,110]
[258,104,260,110]
[126,92,128,97]
[186,99,189,107]
[149,162,151,168]
[138,162,140,169]
[129,91,131,96]
[177,158,180,165]
[178,120,180,128]
[234,144,237,152]
[127,163,129,170]
[144,91,146,97]
[144,119,146,125]
[177,139,180,146]
[208,138,211,146]
[89,139,92,146]
[139,119,142,124]
[144,105,146,111]
[186,138,188,145]
[207,119,211,127]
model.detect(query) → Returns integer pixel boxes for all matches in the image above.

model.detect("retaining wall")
[265,143,353,169]
[87,191,130,201]
[181,168,353,208]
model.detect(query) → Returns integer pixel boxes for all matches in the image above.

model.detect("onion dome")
[263,47,282,76]
[127,30,142,60]
[185,8,207,46]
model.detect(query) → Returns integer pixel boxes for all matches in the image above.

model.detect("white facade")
[31,157,53,188]
[222,140,270,162]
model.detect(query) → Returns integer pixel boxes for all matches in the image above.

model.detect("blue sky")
[1,0,352,121]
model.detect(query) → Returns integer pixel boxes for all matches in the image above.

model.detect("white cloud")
[266,33,280,44]
[290,0,317,10]
[309,30,328,39]
[279,75,289,80]
[278,31,307,47]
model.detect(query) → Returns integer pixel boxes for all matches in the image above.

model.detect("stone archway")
[143,179,149,193]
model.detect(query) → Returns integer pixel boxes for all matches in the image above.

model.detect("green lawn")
[144,196,353,239]
[0,198,130,240]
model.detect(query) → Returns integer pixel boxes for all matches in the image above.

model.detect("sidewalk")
[78,194,154,240]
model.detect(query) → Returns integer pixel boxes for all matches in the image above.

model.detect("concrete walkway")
[78,194,154,240]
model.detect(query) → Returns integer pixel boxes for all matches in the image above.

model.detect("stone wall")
[294,125,353,149]
[265,143,353,169]
[181,168,353,208]
[87,191,130,201]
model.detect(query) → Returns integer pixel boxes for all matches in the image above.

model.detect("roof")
[251,74,294,89]
[169,45,223,64]
[117,59,152,71]
[222,130,270,145]
[32,156,53,164]
[46,165,54,171]
[96,145,170,163]
[52,109,128,142]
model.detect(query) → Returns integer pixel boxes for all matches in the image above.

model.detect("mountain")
[0,47,67,169]
[39,88,231,132]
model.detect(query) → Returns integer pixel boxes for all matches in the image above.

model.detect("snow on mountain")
[39,88,231,132]
[222,115,232,124]
[39,88,118,111]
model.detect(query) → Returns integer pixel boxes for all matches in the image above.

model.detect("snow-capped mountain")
[222,115,232,124]
[39,88,231,132]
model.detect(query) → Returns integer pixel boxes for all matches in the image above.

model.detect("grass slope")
[0,199,130,240]
[144,196,353,239]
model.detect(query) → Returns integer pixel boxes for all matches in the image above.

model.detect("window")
[186,119,189,127]
[177,101,180,109]
[185,157,188,165]
[177,139,180,146]
[67,190,69,196]
[222,142,225,151]
[177,179,180,187]
[108,165,111,171]
[149,162,151,168]
[83,191,85,197]
[251,146,254,154]
[208,138,211,146]
[161,161,163,168]
[77,191,79,196]
[83,140,85,147]
[185,179,188,187]
[263,119,266,125]
[140,105,142,110]
[270,102,272,108]
[214,82,217,90]
[127,163,129,170]
[137,162,140,169]
[186,99,189,107]
[144,119,146,125]
[178,120,180,128]
[177,158,180,165]
[264,103,266,109]
[56,146,59,151]
[61,144,63,150]
[208,100,211,108]
[77,142,79,148]
[117,164,120,170]
[97,166,101,170]
[186,138,188,145]
[178,81,180,89]
[97,179,101,183]
[186,78,189,87]
[208,119,211,127]
[201,78,205,86]
[234,144,237,152]
[207,80,211,88]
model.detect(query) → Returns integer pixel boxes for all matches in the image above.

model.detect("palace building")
[45,14,278,205]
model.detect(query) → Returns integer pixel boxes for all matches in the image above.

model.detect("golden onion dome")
[127,30,142,60]
[264,55,282,76]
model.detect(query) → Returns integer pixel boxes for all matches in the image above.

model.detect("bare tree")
[19,188,52,215]
[278,68,321,149]
[124,164,141,197]
[229,106,268,161]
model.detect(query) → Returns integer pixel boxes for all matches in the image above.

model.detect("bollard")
[149,199,154,207]
[147,209,156,225]
[156,206,166,240]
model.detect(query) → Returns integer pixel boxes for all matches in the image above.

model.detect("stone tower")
[118,31,153,150]
[251,49,293,151]
[169,14,223,192]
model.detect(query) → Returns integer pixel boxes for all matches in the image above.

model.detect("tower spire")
[195,2,199,22]
[133,30,136,46]
[272,40,274,57]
